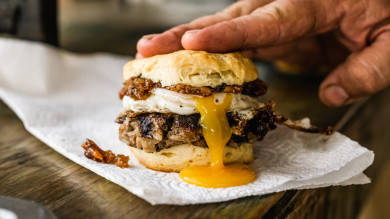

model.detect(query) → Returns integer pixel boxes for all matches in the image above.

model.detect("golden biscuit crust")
[123,50,258,87]
[131,143,253,172]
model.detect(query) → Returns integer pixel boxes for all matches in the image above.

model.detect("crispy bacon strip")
[82,139,129,168]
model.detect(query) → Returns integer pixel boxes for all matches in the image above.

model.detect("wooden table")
[1,66,389,218]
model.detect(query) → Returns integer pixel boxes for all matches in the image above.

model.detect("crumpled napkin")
[0,39,374,205]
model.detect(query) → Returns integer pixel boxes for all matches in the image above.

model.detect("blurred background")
[59,0,233,55]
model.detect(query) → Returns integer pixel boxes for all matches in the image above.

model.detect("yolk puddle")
[179,94,256,188]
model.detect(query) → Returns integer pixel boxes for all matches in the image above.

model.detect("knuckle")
[250,5,284,44]
[260,5,284,21]
[170,25,187,34]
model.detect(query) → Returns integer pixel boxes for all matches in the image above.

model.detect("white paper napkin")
[0,39,374,205]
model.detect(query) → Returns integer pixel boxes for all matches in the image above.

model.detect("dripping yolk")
[179,93,256,188]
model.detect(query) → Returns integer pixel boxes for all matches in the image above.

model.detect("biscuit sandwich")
[115,50,277,177]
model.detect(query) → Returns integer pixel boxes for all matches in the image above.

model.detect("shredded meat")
[165,84,213,96]
[119,77,160,100]
[119,77,268,100]
[117,102,276,152]
[82,139,130,168]
[242,78,268,96]
[118,113,205,152]
[214,84,243,93]
[227,102,277,147]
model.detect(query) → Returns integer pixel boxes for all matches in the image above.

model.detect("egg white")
[122,88,262,115]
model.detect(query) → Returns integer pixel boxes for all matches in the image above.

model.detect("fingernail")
[323,85,349,107]
[142,34,158,41]
[184,29,200,36]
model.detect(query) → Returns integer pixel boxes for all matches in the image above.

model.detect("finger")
[135,52,144,59]
[181,0,342,52]
[136,0,272,57]
[319,32,390,107]
[136,31,184,58]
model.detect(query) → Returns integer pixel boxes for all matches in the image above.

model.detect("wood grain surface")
[263,87,390,219]
[1,72,389,218]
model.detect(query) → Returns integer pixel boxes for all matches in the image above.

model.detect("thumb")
[319,32,390,107]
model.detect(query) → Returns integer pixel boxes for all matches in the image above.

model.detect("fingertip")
[142,34,159,41]
[137,29,186,57]
[182,29,200,39]
[181,24,236,52]
[135,52,144,59]
[319,85,350,108]
[136,34,160,58]
[182,29,204,51]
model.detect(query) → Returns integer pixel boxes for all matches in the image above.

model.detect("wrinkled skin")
[136,0,390,107]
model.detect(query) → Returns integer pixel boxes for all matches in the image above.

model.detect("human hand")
[136,0,390,107]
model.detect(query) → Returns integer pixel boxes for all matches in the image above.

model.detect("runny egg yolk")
[179,94,256,188]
